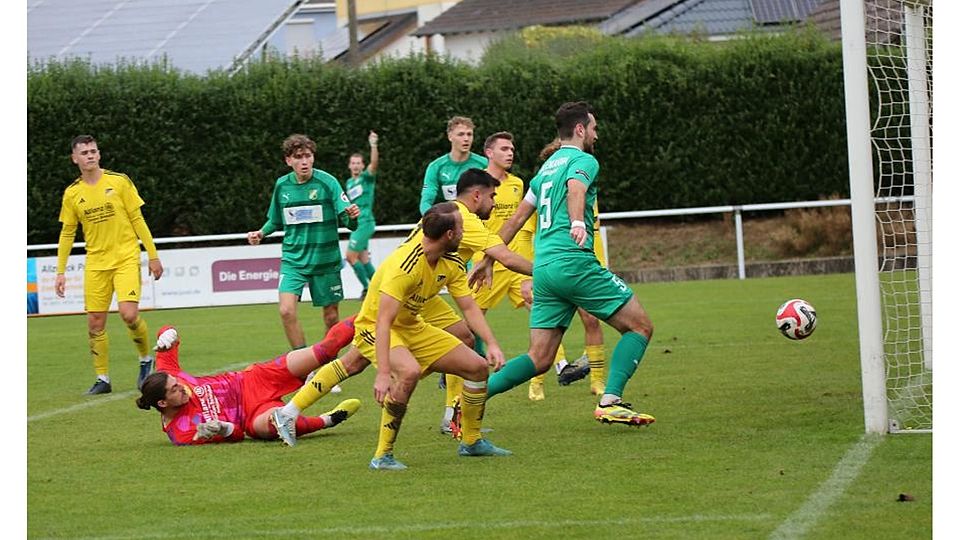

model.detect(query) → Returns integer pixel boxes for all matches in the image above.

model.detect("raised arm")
[367,131,379,174]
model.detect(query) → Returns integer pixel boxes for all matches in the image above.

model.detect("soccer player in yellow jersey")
[270,203,513,468]
[55,135,164,395]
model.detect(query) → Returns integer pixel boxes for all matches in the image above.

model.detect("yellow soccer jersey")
[58,170,146,270]
[483,173,526,253]
[405,200,504,263]
[356,239,471,330]
[513,212,538,263]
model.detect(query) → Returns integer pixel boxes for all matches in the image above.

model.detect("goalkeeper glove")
[156,328,179,350]
[193,420,235,441]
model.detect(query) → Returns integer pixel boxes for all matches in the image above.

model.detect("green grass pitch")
[27,273,931,539]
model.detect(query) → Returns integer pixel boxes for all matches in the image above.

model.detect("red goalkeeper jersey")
[155,344,246,446]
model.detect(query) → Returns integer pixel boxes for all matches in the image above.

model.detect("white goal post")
[840,0,933,434]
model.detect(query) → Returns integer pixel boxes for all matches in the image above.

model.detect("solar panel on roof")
[750,0,801,25]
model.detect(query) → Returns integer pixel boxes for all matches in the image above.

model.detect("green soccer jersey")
[261,169,358,274]
[527,145,600,267]
[345,170,377,223]
[419,152,488,215]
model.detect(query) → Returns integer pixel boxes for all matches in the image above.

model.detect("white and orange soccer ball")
[776,299,817,340]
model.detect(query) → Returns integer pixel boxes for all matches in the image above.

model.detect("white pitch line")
[27,362,249,423]
[769,435,882,540]
[61,514,775,540]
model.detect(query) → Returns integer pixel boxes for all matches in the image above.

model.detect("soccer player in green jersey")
[418,116,488,215]
[248,134,360,350]
[344,131,380,298]
[474,101,656,426]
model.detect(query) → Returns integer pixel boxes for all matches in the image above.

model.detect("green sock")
[604,332,649,397]
[473,333,486,357]
[351,261,370,289]
[363,261,376,281]
[487,354,538,399]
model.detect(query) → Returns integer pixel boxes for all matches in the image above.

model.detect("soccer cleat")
[137,356,154,389]
[528,380,545,401]
[323,398,361,428]
[85,379,112,395]
[369,453,407,470]
[330,384,343,394]
[557,356,590,386]
[270,409,298,447]
[458,438,512,457]
[594,402,656,426]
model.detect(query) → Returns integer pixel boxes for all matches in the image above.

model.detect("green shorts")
[529,255,633,330]
[348,220,376,252]
[278,264,344,307]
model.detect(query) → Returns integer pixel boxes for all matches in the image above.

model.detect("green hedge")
[27,30,851,244]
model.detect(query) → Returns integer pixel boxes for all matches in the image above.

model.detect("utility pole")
[347,0,359,65]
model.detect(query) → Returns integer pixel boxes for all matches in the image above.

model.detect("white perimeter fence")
[26,196,912,316]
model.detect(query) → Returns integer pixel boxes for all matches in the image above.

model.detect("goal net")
[846,0,932,432]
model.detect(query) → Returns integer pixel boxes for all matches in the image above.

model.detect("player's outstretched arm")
[498,199,537,247]
[484,244,532,277]
[368,131,379,174]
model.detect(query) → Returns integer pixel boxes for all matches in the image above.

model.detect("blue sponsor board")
[27,258,38,314]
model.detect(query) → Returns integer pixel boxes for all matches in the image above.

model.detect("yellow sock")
[556,344,566,364]
[586,344,606,384]
[291,359,348,411]
[126,316,150,357]
[375,395,407,458]
[460,380,487,445]
[89,330,109,377]
[445,374,464,408]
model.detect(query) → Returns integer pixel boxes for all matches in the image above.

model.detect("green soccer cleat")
[369,453,407,470]
[323,398,361,428]
[458,438,512,457]
[594,402,655,426]
[270,409,298,447]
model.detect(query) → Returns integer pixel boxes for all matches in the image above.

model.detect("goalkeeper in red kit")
[136,317,361,445]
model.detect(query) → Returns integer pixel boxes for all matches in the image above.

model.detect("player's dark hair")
[70,134,97,152]
[136,372,169,411]
[555,101,594,140]
[282,134,317,157]
[483,131,513,150]
[446,116,475,133]
[456,168,500,196]
[422,202,459,240]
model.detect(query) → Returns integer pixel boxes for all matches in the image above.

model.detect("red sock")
[296,415,327,435]
[312,315,357,362]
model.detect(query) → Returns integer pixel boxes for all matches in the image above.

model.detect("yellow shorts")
[420,295,463,329]
[473,264,527,310]
[85,261,141,312]
[593,231,607,268]
[353,321,463,372]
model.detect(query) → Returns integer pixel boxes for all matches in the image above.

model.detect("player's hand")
[193,420,231,441]
[148,258,164,280]
[156,327,179,350]
[247,230,263,245]
[368,131,379,147]
[55,273,66,298]
[570,221,588,247]
[346,204,361,219]
[520,279,533,308]
[467,260,493,291]
[373,371,391,406]
[486,345,506,372]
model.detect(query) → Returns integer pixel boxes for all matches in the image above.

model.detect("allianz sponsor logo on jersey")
[284,204,324,225]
